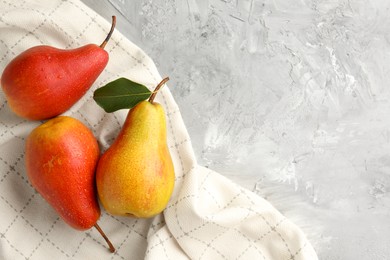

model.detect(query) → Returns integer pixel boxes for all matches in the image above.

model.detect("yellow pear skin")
[96,101,175,218]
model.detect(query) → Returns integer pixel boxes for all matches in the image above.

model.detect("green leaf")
[93,78,152,113]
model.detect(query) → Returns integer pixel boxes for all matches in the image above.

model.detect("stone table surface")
[81,0,390,259]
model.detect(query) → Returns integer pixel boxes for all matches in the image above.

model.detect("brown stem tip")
[100,15,116,49]
[148,77,170,103]
[94,223,115,253]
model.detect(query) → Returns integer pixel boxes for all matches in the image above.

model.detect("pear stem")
[148,77,170,103]
[100,16,116,49]
[94,223,116,253]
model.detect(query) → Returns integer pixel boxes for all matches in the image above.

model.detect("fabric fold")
[164,165,318,259]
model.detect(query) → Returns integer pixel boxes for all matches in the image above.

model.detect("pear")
[25,116,115,252]
[96,80,175,218]
[1,16,116,120]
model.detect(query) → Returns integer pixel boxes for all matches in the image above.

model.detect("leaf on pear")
[93,78,152,113]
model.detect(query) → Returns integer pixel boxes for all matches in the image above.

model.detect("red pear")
[1,16,116,120]
[25,116,115,252]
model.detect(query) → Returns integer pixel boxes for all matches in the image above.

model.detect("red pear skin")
[25,116,100,230]
[1,16,116,121]
[1,44,108,120]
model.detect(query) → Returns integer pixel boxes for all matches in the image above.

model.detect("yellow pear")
[96,85,175,218]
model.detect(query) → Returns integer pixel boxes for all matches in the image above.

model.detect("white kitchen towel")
[0,0,318,259]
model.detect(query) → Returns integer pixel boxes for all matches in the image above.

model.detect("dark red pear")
[1,16,116,120]
[25,116,115,252]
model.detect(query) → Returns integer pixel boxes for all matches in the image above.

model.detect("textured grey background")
[82,0,390,259]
